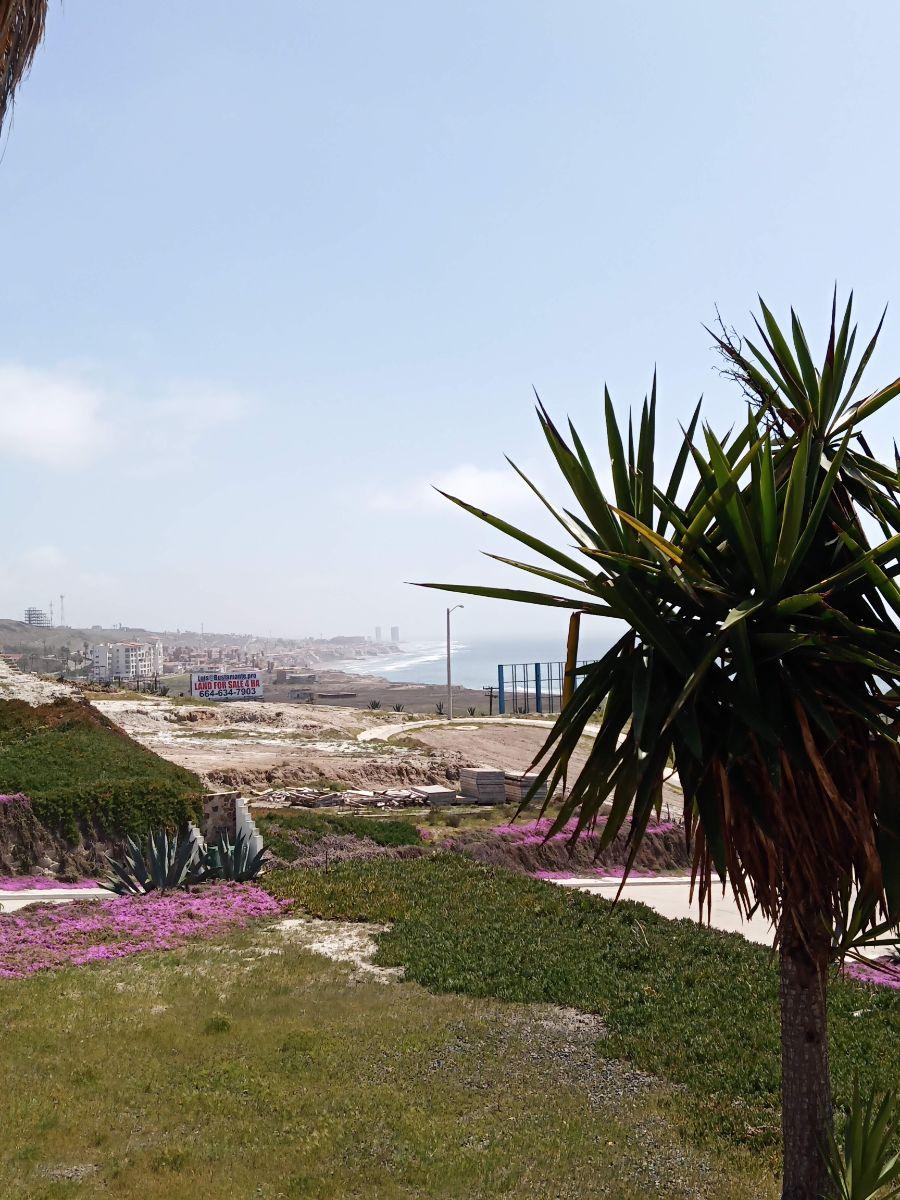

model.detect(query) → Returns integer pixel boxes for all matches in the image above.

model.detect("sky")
[1,1,899,644]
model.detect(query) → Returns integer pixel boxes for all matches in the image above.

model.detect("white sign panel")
[190,670,264,701]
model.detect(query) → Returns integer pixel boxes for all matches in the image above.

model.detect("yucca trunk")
[779,901,833,1200]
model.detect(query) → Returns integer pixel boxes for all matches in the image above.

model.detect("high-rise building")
[90,641,163,682]
[390,626,400,643]
[24,607,51,627]
[375,626,382,642]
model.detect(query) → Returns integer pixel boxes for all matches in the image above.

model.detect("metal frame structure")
[496,659,592,715]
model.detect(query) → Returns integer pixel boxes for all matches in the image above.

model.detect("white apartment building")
[90,641,163,682]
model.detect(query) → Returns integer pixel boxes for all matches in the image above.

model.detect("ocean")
[330,633,618,691]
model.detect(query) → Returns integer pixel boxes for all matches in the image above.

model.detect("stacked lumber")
[459,767,506,806]
[504,770,548,805]
[410,784,456,807]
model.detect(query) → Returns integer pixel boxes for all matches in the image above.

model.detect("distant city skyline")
[1,3,898,642]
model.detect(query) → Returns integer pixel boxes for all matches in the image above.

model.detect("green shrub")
[256,808,420,850]
[0,699,202,836]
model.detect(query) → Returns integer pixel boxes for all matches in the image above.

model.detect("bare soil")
[91,697,471,791]
[90,697,687,814]
[0,659,73,706]
[411,722,684,816]
[411,722,584,773]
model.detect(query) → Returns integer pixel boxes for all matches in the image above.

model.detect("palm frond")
[0,1,49,135]
[422,293,900,936]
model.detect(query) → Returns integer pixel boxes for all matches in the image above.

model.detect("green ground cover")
[0,699,202,835]
[255,808,422,859]
[0,921,774,1199]
[268,855,900,1160]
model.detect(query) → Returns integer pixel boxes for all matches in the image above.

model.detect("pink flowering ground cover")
[490,816,676,845]
[845,957,900,992]
[431,811,691,877]
[0,883,287,979]
[0,876,101,891]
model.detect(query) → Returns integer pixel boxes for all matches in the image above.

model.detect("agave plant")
[825,1078,900,1200]
[102,827,202,895]
[830,877,900,970]
[467,706,477,717]
[368,699,382,710]
[420,292,900,1200]
[207,828,268,882]
[392,702,405,712]
[434,701,445,716]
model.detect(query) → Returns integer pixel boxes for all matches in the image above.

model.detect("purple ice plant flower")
[0,882,288,979]
[844,957,900,992]
[491,815,678,844]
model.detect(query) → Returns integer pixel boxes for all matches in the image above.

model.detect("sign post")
[190,670,264,701]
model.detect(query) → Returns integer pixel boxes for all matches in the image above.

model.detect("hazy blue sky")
[1,2,898,643]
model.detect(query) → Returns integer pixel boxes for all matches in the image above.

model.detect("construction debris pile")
[248,766,551,813]
[250,785,431,811]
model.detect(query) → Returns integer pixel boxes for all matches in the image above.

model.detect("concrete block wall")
[201,790,263,856]
[235,796,264,858]
[201,791,238,842]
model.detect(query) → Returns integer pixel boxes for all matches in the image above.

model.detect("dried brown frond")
[0,0,50,136]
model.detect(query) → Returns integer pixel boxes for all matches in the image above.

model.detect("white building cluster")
[90,641,163,682]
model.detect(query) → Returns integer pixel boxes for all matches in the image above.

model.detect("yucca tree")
[0,1,49,135]
[420,293,900,1200]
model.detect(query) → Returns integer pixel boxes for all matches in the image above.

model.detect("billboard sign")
[190,670,264,701]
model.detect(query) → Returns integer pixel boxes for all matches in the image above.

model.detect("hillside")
[0,698,202,837]
[0,618,311,654]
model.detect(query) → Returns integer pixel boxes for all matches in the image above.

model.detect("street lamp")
[446,605,463,720]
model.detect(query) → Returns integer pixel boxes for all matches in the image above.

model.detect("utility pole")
[59,594,65,627]
[446,605,463,720]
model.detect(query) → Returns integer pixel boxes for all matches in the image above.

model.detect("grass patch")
[0,924,774,1198]
[0,698,202,836]
[267,855,900,1159]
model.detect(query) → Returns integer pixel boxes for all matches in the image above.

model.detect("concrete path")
[358,716,599,743]
[553,875,775,945]
[0,886,109,913]
[552,875,889,962]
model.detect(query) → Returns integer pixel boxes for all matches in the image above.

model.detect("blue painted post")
[534,662,542,714]
[498,664,506,715]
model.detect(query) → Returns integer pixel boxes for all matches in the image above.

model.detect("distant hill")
[0,618,315,654]
[0,619,156,653]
